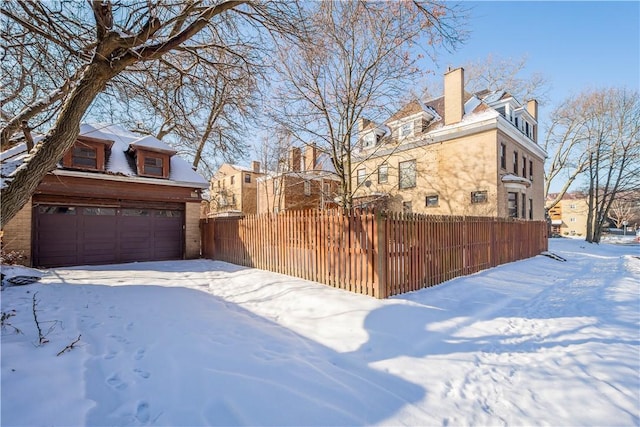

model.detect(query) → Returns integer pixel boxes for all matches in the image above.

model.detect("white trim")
[52,169,208,189]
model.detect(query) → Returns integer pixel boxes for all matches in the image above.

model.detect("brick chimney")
[251,160,261,173]
[526,99,538,121]
[357,117,371,132]
[444,67,464,126]
[289,147,301,172]
[304,144,317,171]
[526,99,538,143]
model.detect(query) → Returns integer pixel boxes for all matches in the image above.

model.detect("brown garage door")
[34,205,184,267]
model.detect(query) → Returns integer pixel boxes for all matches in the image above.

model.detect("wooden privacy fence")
[201,210,548,298]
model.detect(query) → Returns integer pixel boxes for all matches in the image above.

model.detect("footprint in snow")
[136,401,150,424]
[134,368,150,379]
[106,374,127,390]
[133,348,145,360]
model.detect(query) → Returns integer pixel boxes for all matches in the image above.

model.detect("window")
[402,201,412,213]
[304,180,311,196]
[522,155,527,177]
[400,122,413,138]
[83,207,115,216]
[72,146,97,168]
[244,173,251,183]
[471,190,488,204]
[363,134,375,148]
[143,156,163,176]
[357,168,366,185]
[500,143,506,169]
[122,209,150,217]
[155,210,182,218]
[570,204,576,209]
[230,175,235,185]
[398,160,416,189]
[521,193,527,218]
[513,151,518,174]
[378,164,388,184]
[570,217,576,223]
[515,117,519,128]
[508,192,518,218]
[529,160,533,180]
[529,198,533,220]
[39,206,76,215]
[426,195,439,207]
[525,122,530,137]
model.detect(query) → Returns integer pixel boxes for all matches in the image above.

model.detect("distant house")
[546,192,589,237]
[207,162,263,217]
[1,124,208,267]
[256,145,340,214]
[352,67,547,220]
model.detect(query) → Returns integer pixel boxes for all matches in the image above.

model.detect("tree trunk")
[1,62,116,228]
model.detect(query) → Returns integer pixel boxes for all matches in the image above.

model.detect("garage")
[33,204,184,268]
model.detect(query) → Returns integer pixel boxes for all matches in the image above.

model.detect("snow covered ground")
[1,238,639,426]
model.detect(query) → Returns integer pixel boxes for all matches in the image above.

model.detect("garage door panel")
[35,204,184,267]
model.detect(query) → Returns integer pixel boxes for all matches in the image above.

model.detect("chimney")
[304,144,317,171]
[357,117,371,132]
[289,147,301,172]
[526,99,538,121]
[444,67,464,126]
[527,100,538,143]
[251,160,261,173]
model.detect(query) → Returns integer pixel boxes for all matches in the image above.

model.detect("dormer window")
[400,122,413,138]
[363,134,375,148]
[62,136,112,172]
[72,145,97,168]
[127,135,176,179]
[143,156,164,176]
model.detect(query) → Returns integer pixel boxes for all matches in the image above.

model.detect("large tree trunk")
[1,62,116,228]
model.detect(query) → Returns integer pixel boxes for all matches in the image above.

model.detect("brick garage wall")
[1,199,32,266]
[185,201,201,258]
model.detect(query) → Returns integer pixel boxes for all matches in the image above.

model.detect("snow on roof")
[481,90,507,104]
[0,123,207,189]
[130,134,177,154]
[229,164,255,173]
[464,96,483,115]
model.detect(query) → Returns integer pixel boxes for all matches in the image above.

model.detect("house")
[352,67,547,220]
[546,192,589,237]
[207,162,263,217]
[256,145,340,214]
[1,124,208,267]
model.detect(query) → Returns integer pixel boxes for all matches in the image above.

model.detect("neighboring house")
[352,67,547,220]
[547,192,589,237]
[256,145,340,214]
[1,124,208,267]
[208,162,263,217]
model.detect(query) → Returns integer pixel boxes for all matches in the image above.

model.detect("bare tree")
[0,0,301,228]
[419,53,550,105]
[543,93,593,210]
[269,0,466,209]
[608,197,634,230]
[89,45,261,177]
[581,88,640,243]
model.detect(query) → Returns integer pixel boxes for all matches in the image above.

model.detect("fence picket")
[201,210,547,298]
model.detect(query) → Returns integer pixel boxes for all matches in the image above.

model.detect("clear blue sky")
[431,1,639,115]
[427,1,639,192]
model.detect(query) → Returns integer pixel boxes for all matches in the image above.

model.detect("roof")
[0,123,207,189]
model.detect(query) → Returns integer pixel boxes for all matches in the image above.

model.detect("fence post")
[373,211,388,299]
[200,218,215,259]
